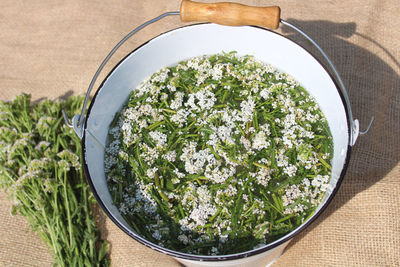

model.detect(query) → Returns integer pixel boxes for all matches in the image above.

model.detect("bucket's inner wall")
[84,24,349,252]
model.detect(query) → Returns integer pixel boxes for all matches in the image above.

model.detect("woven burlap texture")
[1,0,399,266]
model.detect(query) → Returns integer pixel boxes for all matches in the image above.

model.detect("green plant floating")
[105,52,334,256]
[0,94,109,267]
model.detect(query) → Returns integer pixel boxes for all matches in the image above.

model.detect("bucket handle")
[63,0,372,145]
[180,0,281,29]
[62,11,180,139]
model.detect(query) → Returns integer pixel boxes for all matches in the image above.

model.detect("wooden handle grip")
[180,0,281,29]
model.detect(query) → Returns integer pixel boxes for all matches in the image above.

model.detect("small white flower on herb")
[57,149,80,169]
[171,108,189,126]
[240,90,249,96]
[13,170,41,188]
[219,234,229,243]
[151,67,169,83]
[259,88,270,100]
[312,175,330,191]
[211,64,224,80]
[170,92,184,110]
[255,167,271,187]
[240,96,255,122]
[160,94,168,101]
[252,131,270,150]
[149,131,167,149]
[171,177,180,185]
[34,141,50,151]
[58,159,70,172]
[240,136,251,151]
[152,230,162,240]
[224,184,237,197]
[195,89,216,111]
[205,165,235,184]
[119,151,129,162]
[139,143,159,165]
[162,150,176,162]
[37,117,56,128]
[146,167,158,179]
[167,84,176,92]
[188,201,217,228]
[276,150,289,167]
[217,125,234,145]
[210,246,219,256]
[178,234,190,245]
[283,165,297,177]
[173,168,185,179]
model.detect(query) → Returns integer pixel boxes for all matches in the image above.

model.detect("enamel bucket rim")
[81,23,352,261]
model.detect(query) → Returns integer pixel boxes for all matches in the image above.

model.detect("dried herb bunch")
[0,94,109,266]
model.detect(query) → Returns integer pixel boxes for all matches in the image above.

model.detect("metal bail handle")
[62,11,180,138]
[63,0,372,145]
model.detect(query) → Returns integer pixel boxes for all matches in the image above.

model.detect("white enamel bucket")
[64,2,368,266]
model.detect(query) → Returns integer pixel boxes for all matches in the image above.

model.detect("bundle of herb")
[105,52,333,255]
[0,94,109,266]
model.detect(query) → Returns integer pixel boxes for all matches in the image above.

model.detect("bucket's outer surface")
[175,241,289,267]
[82,24,351,266]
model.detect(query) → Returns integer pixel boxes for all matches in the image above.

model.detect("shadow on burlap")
[273,18,400,266]
[281,18,400,227]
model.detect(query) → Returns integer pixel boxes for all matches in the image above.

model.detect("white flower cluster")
[282,174,331,215]
[181,185,218,229]
[104,52,333,255]
[57,149,81,169]
[149,131,167,149]
[37,116,56,129]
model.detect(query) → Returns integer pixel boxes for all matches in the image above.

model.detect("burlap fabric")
[1,0,399,266]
